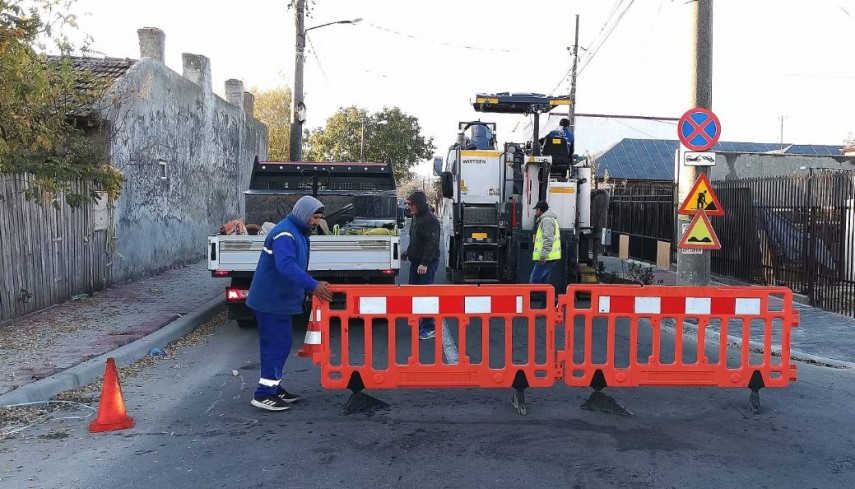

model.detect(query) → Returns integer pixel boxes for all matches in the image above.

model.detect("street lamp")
[361,119,387,162]
[289,6,362,161]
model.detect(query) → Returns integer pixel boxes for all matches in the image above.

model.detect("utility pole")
[289,0,306,162]
[676,0,713,286]
[568,14,580,134]
[360,119,365,162]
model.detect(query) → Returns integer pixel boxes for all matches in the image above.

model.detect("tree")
[0,0,122,207]
[304,106,435,182]
[251,85,292,160]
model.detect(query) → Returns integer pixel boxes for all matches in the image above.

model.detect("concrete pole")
[360,120,365,162]
[289,0,306,161]
[676,0,713,286]
[568,14,580,134]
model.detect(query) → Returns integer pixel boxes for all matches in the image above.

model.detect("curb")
[661,318,855,372]
[0,296,225,407]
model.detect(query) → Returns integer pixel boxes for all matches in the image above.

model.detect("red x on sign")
[678,108,721,152]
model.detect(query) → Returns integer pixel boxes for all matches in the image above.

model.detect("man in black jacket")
[402,191,440,340]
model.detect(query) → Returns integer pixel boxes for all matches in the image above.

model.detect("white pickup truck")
[209,158,403,327]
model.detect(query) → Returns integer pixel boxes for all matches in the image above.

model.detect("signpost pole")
[677,0,714,286]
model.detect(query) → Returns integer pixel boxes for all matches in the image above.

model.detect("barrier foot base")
[748,371,764,414]
[342,372,389,414]
[510,390,527,416]
[581,391,632,416]
[748,390,760,414]
[342,391,390,415]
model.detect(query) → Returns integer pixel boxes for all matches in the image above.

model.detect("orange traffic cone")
[296,307,322,358]
[89,358,135,433]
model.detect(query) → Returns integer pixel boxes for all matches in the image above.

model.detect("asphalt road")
[2,310,855,489]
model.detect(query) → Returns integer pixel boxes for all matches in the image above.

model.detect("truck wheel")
[237,320,257,329]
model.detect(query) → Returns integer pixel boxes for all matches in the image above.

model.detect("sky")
[65,0,855,175]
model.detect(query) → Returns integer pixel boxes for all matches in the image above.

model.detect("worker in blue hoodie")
[246,195,333,411]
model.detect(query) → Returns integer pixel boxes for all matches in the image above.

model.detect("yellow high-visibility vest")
[532,216,561,261]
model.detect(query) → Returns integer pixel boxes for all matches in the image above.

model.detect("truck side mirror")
[441,171,454,198]
[433,156,444,176]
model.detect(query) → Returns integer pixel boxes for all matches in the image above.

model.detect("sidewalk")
[0,261,226,405]
[600,255,855,368]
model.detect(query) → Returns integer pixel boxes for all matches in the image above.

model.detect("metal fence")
[606,172,855,318]
[606,183,674,263]
[0,174,111,323]
[711,171,855,318]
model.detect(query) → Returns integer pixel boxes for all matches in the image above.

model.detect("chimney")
[243,92,255,118]
[182,53,212,93]
[137,27,165,62]
[224,79,244,110]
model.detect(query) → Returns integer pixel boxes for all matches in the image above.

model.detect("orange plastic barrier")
[310,284,558,390]
[558,285,799,389]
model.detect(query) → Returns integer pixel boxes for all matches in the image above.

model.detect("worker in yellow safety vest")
[530,201,561,285]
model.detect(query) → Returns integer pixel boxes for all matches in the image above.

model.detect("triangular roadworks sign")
[678,173,724,216]
[677,211,721,250]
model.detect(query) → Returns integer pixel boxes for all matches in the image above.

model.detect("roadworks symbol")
[677,210,721,250]
[678,173,724,216]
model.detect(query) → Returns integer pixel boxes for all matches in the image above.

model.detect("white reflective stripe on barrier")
[635,297,661,314]
[412,296,439,314]
[735,298,762,315]
[598,296,610,313]
[686,297,712,314]
[359,297,387,314]
[464,296,492,314]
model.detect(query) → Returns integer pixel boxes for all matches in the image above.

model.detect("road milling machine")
[437,93,604,291]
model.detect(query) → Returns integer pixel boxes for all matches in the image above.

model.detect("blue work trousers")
[253,311,293,398]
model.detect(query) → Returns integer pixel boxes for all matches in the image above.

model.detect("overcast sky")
[69,0,855,173]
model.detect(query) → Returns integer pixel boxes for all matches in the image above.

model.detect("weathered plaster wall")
[104,59,267,282]
[710,153,855,181]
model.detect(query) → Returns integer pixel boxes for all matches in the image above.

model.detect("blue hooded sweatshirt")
[246,196,324,316]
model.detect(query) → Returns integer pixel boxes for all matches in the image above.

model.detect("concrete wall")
[710,153,855,181]
[103,56,267,282]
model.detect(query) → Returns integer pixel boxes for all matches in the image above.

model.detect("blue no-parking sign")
[678,108,721,152]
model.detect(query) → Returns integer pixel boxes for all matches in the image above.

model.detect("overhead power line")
[549,0,636,95]
[577,0,636,76]
[367,23,515,53]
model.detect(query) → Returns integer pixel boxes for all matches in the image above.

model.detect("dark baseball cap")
[533,201,549,212]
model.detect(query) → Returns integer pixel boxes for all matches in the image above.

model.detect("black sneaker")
[251,395,291,411]
[277,388,302,403]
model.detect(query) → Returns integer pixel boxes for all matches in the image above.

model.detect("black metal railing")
[606,172,855,318]
[607,183,675,263]
[711,171,855,318]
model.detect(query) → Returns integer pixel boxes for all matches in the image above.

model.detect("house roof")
[46,55,137,92]
[595,138,848,181]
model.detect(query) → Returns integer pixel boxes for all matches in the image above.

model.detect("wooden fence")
[0,173,111,323]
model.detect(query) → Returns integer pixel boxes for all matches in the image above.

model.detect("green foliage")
[0,0,122,208]
[252,85,292,160]
[304,106,436,182]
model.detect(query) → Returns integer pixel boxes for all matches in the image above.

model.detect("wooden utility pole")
[676,0,714,286]
[568,14,580,134]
